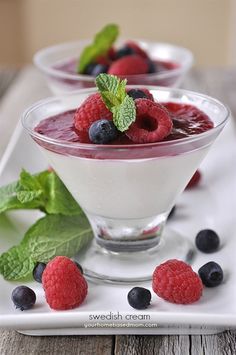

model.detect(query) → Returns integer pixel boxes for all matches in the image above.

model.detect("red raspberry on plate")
[42,256,88,310]
[126,99,173,143]
[186,170,202,189]
[152,259,203,304]
[125,41,149,59]
[74,93,112,138]
[108,55,149,76]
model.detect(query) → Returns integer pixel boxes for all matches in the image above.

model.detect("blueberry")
[89,119,119,144]
[115,45,135,59]
[195,229,220,253]
[167,205,176,219]
[74,261,84,274]
[198,261,223,287]
[33,262,47,283]
[11,286,36,311]
[147,59,156,73]
[91,64,109,76]
[84,62,97,75]
[127,89,149,100]
[127,287,151,309]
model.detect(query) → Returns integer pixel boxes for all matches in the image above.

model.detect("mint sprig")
[95,74,136,132]
[0,214,92,281]
[0,169,82,215]
[78,24,119,74]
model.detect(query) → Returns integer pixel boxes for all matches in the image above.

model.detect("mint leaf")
[96,74,136,132]
[112,95,136,132]
[0,169,82,216]
[0,214,92,281]
[25,214,92,262]
[78,24,119,73]
[43,172,82,215]
[0,245,35,281]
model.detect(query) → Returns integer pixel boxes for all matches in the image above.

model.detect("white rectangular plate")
[0,119,236,336]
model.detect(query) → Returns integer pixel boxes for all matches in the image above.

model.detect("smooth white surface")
[0,118,236,334]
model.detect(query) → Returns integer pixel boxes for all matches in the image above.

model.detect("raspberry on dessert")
[126,99,173,143]
[42,256,88,310]
[74,93,112,139]
[186,170,201,189]
[125,41,149,59]
[152,259,203,304]
[127,88,154,101]
[108,55,149,76]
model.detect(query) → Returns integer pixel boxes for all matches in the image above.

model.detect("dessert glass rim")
[33,39,194,82]
[21,86,230,151]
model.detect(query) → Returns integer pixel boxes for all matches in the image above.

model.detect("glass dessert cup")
[34,40,193,95]
[22,87,229,284]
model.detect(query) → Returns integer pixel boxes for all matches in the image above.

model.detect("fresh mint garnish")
[95,73,136,132]
[78,24,119,74]
[0,214,92,281]
[0,169,82,215]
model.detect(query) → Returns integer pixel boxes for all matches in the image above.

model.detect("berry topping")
[198,261,223,287]
[74,261,84,274]
[125,41,149,59]
[42,256,88,310]
[11,286,36,311]
[186,170,201,189]
[127,287,152,309]
[127,88,154,101]
[195,229,220,253]
[90,63,109,76]
[163,103,214,139]
[108,55,149,76]
[74,93,112,138]
[89,119,119,144]
[33,262,47,283]
[152,259,203,304]
[126,99,173,143]
[115,45,135,59]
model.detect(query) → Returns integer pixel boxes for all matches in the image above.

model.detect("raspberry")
[42,256,88,310]
[108,55,149,76]
[152,259,203,304]
[74,93,112,138]
[186,170,201,189]
[126,99,173,143]
[125,41,149,59]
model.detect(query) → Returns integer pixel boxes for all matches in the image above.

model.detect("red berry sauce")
[35,102,213,144]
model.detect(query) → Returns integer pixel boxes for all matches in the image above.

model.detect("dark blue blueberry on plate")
[11,286,36,311]
[127,287,151,309]
[91,64,109,76]
[147,59,156,73]
[33,262,47,283]
[195,229,220,253]
[198,261,223,287]
[89,119,119,144]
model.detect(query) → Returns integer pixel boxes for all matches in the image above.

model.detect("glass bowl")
[22,86,229,283]
[34,40,194,95]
